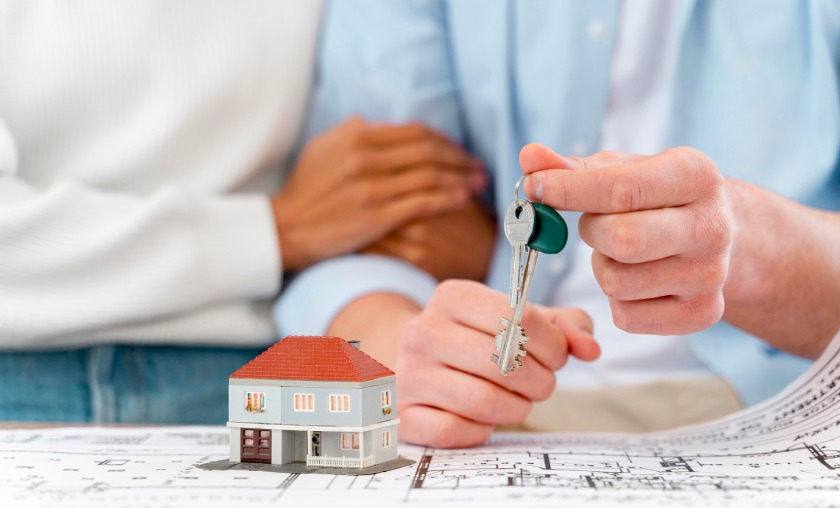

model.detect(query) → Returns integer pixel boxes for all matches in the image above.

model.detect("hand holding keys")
[492,175,568,376]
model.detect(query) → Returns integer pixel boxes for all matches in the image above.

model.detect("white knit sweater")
[0,0,323,349]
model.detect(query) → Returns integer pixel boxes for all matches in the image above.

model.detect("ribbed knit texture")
[0,1,323,348]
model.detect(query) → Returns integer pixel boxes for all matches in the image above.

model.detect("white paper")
[2,333,839,507]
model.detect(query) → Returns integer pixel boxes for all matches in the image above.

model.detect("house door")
[311,431,321,457]
[241,428,271,463]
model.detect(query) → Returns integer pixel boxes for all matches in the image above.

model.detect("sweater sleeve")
[0,118,281,349]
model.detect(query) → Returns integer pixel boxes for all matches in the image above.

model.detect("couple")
[0,1,838,447]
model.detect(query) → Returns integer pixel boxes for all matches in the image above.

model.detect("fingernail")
[524,175,543,201]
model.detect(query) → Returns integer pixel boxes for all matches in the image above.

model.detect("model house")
[227,335,399,469]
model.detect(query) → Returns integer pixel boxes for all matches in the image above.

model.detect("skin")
[363,199,496,282]
[331,143,840,448]
[328,284,600,448]
[271,117,485,271]
[520,143,840,359]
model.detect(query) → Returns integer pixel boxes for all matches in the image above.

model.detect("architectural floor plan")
[1,333,839,507]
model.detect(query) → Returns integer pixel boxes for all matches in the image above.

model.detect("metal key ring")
[514,174,528,205]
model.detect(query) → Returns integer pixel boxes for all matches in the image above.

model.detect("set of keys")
[491,175,568,376]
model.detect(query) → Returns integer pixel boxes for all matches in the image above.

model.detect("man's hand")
[362,199,496,282]
[273,118,485,271]
[396,280,600,448]
[520,144,732,336]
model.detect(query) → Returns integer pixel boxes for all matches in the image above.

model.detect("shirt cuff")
[273,254,438,336]
[195,194,281,301]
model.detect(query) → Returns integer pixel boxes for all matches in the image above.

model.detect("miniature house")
[227,336,399,469]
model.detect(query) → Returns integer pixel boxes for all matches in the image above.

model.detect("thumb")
[519,143,581,173]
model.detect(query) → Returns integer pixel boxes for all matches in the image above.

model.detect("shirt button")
[587,20,605,39]
[571,141,588,156]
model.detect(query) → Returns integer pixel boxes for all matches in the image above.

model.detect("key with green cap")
[492,197,568,376]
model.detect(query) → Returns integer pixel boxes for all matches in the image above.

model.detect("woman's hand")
[363,199,496,282]
[273,117,485,271]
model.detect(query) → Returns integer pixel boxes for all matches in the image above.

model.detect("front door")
[311,431,321,457]
[241,428,271,463]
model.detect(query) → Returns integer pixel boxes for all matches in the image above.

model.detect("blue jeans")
[0,345,265,423]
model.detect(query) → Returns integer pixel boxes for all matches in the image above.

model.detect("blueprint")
[1,332,839,507]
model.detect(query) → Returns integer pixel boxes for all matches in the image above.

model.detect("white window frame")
[329,394,350,413]
[382,430,392,448]
[380,390,391,408]
[293,393,314,412]
[340,432,360,450]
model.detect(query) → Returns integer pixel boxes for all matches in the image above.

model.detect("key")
[492,247,539,375]
[503,201,535,307]
[492,186,569,376]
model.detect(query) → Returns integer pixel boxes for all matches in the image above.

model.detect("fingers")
[379,187,469,230]
[397,405,493,448]
[366,166,485,203]
[541,307,601,362]
[520,143,641,172]
[400,362,532,426]
[579,206,727,264]
[360,121,453,146]
[395,280,602,448]
[591,250,728,302]
[425,281,574,369]
[361,134,482,177]
[411,320,557,401]
[608,293,725,335]
[521,146,722,213]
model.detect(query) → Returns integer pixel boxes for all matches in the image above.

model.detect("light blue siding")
[228,384,283,424]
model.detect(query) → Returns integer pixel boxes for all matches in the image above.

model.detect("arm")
[0,119,279,348]
[275,0,477,337]
[520,144,840,360]
[0,115,480,348]
[722,179,840,358]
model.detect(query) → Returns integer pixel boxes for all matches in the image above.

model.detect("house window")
[340,433,360,450]
[244,392,266,413]
[381,390,391,408]
[293,393,314,411]
[329,394,350,412]
[382,430,392,448]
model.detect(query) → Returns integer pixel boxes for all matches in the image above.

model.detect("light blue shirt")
[276,0,840,407]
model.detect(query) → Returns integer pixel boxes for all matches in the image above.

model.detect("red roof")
[230,336,395,382]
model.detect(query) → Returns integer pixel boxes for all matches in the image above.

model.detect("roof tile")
[230,336,394,382]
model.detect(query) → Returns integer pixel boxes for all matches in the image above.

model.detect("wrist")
[327,292,422,368]
[271,194,308,272]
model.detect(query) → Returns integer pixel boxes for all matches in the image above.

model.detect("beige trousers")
[503,376,744,433]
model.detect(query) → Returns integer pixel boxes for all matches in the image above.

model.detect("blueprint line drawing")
[1,332,840,507]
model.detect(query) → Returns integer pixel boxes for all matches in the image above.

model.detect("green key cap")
[528,203,568,254]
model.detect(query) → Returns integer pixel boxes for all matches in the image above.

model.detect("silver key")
[503,201,535,307]
[492,247,539,375]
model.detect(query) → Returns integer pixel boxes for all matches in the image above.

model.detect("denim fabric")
[0,345,264,423]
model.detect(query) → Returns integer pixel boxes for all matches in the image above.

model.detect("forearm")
[327,292,421,369]
[723,178,840,358]
[0,180,279,348]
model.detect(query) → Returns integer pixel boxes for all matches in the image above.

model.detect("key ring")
[514,174,528,205]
